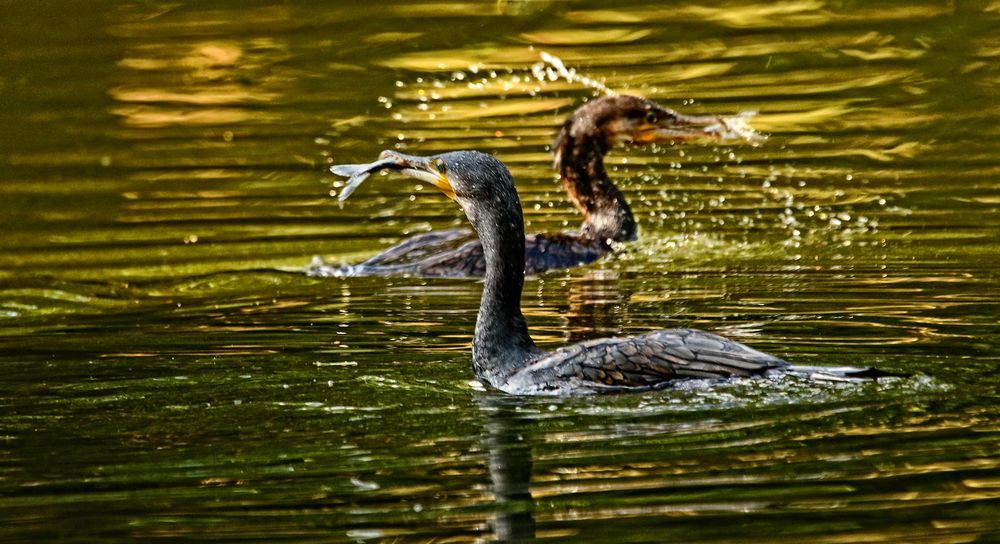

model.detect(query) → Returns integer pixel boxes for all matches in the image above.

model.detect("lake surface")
[2,1,999,541]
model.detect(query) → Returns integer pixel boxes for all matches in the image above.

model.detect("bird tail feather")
[785,365,909,382]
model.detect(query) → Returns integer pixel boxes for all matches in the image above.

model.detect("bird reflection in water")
[478,395,537,542]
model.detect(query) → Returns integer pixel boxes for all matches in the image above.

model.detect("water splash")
[707,110,764,143]
[532,51,616,96]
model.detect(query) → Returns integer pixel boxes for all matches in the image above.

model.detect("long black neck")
[471,188,541,387]
[555,124,637,242]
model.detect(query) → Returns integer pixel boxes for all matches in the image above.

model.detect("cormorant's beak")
[377,151,456,201]
[331,150,455,202]
[635,111,760,144]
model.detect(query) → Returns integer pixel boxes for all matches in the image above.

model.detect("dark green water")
[2,1,999,541]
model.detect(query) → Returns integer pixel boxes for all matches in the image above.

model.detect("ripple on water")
[3,2,1000,542]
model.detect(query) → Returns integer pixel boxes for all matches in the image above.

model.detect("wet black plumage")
[335,150,905,395]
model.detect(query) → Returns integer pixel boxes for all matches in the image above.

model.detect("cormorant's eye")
[433,159,446,174]
[644,111,657,124]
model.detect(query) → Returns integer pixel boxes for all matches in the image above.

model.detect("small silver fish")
[330,157,400,201]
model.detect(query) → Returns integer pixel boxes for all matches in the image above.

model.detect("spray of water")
[532,51,617,96]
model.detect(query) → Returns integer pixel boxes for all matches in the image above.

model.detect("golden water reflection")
[3,1,1000,541]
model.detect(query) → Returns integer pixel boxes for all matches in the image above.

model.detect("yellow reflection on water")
[565,2,948,28]
[520,28,653,46]
[111,39,291,128]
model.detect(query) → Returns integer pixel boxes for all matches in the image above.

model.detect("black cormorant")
[334,150,903,395]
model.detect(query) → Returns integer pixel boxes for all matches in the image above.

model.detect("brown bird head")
[555,94,733,163]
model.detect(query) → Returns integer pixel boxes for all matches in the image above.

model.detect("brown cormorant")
[334,150,904,395]
[317,95,747,278]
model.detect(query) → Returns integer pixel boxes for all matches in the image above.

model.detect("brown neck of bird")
[555,126,637,243]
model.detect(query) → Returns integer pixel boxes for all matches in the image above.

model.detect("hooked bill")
[330,157,400,201]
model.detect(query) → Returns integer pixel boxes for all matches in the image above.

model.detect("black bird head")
[334,150,520,235]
